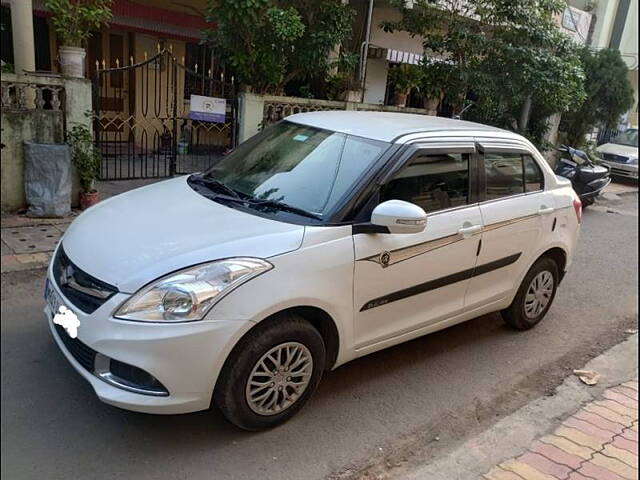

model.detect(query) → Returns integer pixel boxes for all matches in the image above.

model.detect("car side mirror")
[370,200,427,234]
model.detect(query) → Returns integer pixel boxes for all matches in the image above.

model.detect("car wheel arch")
[223,306,341,372]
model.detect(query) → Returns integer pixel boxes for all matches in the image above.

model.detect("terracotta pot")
[59,46,86,78]
[79,190,99,210]
[394,91,408,107]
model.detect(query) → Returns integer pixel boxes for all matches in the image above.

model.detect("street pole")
[359,0,374,102]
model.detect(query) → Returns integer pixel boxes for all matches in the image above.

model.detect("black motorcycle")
[554,145,611,206]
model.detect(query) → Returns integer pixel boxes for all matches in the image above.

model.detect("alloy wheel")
[245,342,313,416]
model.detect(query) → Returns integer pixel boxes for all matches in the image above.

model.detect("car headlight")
[628,156,637,165]
[114,258,272,322]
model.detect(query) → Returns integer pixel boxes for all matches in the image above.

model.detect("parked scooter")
[554,145,611,206]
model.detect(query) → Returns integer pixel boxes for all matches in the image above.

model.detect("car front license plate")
[45,279,81,338]
[45,279,64,319]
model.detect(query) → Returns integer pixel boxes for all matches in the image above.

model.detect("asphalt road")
[1,194,638,480]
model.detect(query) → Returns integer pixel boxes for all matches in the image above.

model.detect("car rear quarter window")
[485,153,524,200]
[381,153,469,212]
[524,155,544,192]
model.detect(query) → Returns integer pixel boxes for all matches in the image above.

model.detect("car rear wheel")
[214,314,326,430]
[501,256,559,330]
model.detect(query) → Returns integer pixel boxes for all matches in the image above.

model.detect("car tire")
[214,314,326,431]
[581,197,594,208]
[501,256,559,330]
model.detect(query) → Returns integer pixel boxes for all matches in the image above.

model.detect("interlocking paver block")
[602,390,638,410]
[539,434,595,460]
[584,404,636,427]
[604,390,639,410]
[595,400,638,420]
[555,425,607,451]
[500,459,557,480]
[576,410,627,435]
[622,381,638,392]
[518,452,572,478]
[620,429,638,442]
[483,466,526,480]
[567,472,593,480]
[566,417,619,441]
[591,453,637,479]
[612,436,638,456]
[613,387,639,402]
[602,444,638,469]
[15,253,49,264]
[1,255,18,266]
[531,440,583,469]
[578,460,627,480]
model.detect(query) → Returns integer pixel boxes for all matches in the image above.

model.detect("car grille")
[609,166,637,177]
[54,324,97,372]
[52,247,118,314]
[602,153,630,163]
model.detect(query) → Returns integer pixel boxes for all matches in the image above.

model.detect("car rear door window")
[523,155,544,192]
[485,153,524,200]
[380,153,469,212]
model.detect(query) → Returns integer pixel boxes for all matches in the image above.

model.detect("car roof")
[285,110,510,143]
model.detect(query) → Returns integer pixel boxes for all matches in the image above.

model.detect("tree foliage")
[45,0,112,48]
[206,0,354,94]
[382,0,586,145]
[560,47,635,147]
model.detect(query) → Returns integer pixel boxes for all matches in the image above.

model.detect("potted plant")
[45,0,112,77]
[325,53,362,102]
[67,124,101,209]
[387,64,424,107]
[420,65,444,115]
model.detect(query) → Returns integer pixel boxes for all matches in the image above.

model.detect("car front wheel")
[214,314,326,430]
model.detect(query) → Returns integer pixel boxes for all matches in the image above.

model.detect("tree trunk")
[520,95,532,131]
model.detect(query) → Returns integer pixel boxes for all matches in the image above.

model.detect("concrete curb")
[403,334,639,480]
[1,252,51,273]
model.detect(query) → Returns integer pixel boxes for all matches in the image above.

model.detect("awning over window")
[386,49,424,65]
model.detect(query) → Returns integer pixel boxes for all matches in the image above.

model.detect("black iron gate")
[92,49,237,180]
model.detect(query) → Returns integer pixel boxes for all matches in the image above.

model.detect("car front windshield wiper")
[245,198,323,220]
[190,174,243,199]
[191,175,322,220]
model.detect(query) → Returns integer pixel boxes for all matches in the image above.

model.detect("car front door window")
[380,153,470,212]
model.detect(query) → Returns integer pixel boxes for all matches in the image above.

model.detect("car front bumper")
[598,160,638,179]
[45,268,253,415]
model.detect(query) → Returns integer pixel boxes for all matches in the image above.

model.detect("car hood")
[62,177,305,293]
[596,143,638,158]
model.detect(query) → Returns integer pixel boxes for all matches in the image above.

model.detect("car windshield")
[611,129,638,147]
[203,121,389,217]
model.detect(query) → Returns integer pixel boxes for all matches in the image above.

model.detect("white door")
[464,147,556,309]
[353,145,483,350]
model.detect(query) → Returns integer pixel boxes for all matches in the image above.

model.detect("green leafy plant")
[44,0,112,47]
[387,64,424,95]
[560,48,635,147]
[206,0,355,94]
[325,52,360,100]
[67,124,100,193]
[382,0,586,145]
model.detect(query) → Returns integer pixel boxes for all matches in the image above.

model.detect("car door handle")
[458,224,482,238]
[538,206,555,215]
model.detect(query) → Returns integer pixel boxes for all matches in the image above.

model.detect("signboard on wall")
[188,95,226,123]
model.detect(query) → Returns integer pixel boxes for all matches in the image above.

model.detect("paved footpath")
[484,381,638,480]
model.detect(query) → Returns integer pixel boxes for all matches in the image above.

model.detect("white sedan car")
[45,112,581,430]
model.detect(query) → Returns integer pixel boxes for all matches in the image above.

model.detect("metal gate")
[92,49,237,180]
